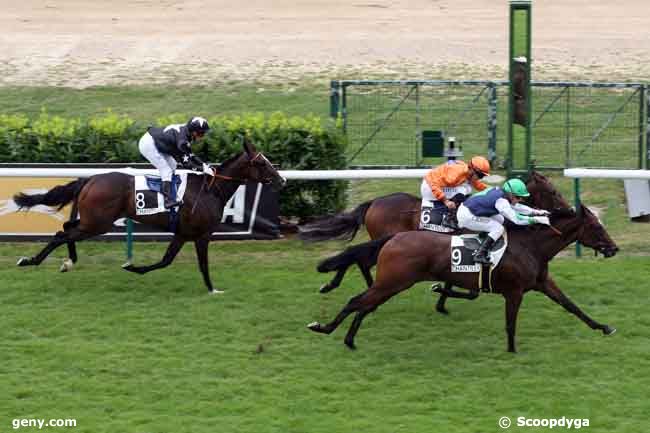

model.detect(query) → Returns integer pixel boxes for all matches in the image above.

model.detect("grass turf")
[0,240,648,433]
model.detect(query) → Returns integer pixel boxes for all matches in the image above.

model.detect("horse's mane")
[527,171,571,209]
[216,152,244,170]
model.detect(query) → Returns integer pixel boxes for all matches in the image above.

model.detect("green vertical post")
[487,83,498,165]
[507,0,532,177]
[639,85,645,169]
[329,80,340,119]
[574,179,582,258]
[126,218,134,263]
[565,87,571,167]
[643,86,650,170]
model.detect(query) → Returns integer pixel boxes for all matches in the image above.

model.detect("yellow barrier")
[0,178,73,235]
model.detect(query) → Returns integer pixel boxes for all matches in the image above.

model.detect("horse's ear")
[243,138,257,157]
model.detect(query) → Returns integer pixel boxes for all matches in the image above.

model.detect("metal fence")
[331,80,648,169]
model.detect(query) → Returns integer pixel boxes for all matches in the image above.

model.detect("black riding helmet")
[187,116,210,136]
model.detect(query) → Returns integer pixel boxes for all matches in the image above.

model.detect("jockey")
[421,156,491,227]
[139,116,212,208]
[456,178,551,264]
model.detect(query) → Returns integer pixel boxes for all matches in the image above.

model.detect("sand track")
[1,0,648,87]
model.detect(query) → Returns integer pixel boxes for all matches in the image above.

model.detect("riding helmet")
[187,116,210,135]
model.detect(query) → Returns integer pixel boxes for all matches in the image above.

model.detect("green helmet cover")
[503,178,530,197]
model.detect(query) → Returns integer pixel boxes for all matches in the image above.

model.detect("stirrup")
[164,198,181,209]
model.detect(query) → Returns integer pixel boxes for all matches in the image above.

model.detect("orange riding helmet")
[469,156,490,177]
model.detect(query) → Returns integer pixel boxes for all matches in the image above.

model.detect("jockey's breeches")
[139,132,177,181]
[420,179,472,208]
[457,204,505,241]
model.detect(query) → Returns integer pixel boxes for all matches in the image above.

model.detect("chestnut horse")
[13,140,285,293]
[300,172,604,314]
[308,203,619,352]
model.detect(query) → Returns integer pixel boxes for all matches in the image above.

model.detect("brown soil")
[1,0,648,87]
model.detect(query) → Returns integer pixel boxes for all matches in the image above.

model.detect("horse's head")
[229,139,286,191]
[574,204,618,257]
[547,204,618,258]
[528,171,618,257]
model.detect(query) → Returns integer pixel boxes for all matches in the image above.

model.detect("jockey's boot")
[473,237,495,265]
[161,180,181,209]
[441,212,460,230]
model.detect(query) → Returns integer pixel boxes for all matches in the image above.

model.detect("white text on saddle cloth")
[450,233,508,272]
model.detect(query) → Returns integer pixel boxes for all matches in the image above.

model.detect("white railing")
[0,167,431,179]
[564,168,650,180]
[0,167,509,181]
[563,168,650,257]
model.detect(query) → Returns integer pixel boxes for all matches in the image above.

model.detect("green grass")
[1,83,644,169]
[0,85,329,121]
[0,240,648,433]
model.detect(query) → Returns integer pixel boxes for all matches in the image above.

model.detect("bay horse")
[13,140,285,293]
[300,172,598,314]
[308,203,619,352]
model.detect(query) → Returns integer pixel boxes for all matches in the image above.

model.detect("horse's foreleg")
[122,236,185,275]
[194,236,221,294]
[504,290,523,353]
[538,277,616,335]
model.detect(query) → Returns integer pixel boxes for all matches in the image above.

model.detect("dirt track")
[1,0,648,87]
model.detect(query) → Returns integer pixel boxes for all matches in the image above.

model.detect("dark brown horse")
[308,203,619,352]
[13,140,285,293]
[300,172,602,314]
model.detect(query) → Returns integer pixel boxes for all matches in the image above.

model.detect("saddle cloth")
[450,232,508,272]
[419,205,455,233]
[134,173,189,216]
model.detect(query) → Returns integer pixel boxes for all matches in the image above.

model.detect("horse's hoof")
[60,258,74,273]
[319,283,334,293]
[307,322,322,332]
[603,325,617,336]
[344,339,357,351]
[16,257,30,266]
[436,305,450,315]
[208,289,225,295]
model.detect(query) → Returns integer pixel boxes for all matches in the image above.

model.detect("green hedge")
[0,110,348,218]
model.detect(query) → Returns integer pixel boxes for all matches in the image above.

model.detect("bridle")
[192,152,277,209]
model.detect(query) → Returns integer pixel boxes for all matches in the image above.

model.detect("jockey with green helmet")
[456,178,551,264]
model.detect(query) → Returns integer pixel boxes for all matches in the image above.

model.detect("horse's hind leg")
[358,262,374,288]
[308,292,366,334]
[17,227,93,267]
[63,218,80,265]
[343,288,397,350]
[538,276,615,335]
[434,283,479,315]
[122,235,185,275]
[504,290,523,353]
[320,267,348,293]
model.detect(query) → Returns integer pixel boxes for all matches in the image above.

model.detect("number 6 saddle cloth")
[133,173,189,216]
[449,232,508,292]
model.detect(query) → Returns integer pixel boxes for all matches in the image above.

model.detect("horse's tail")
[298,200,374,242]
[13,178,88,211]
[317,235,394,274]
